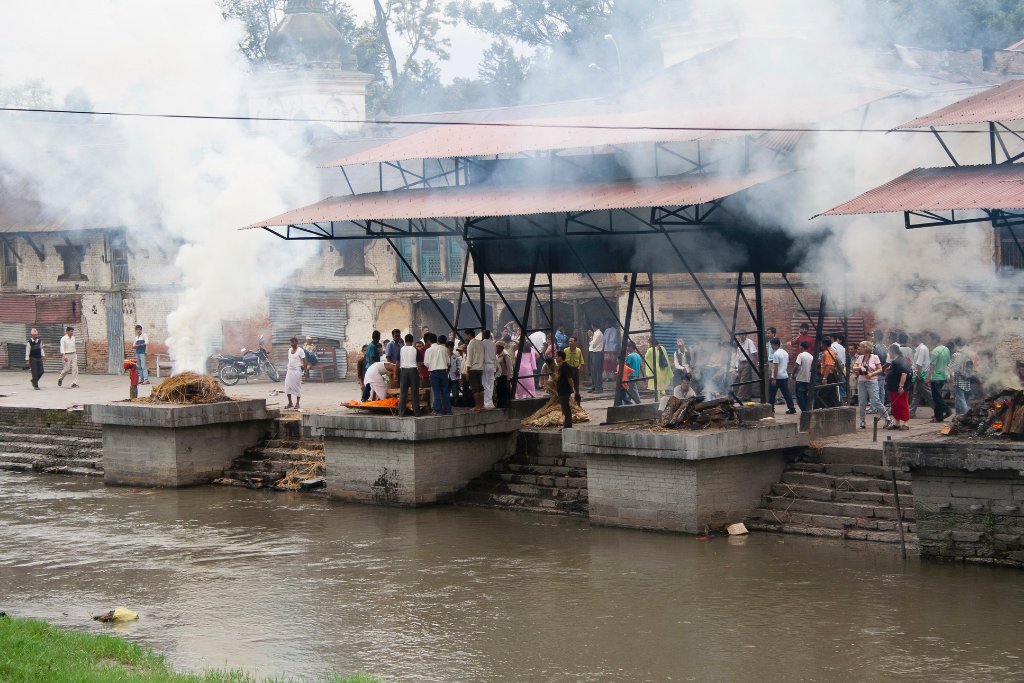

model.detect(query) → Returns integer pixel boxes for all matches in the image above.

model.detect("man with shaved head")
[24,327,44,390]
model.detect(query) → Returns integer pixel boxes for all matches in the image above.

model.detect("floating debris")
[93,607,139,623]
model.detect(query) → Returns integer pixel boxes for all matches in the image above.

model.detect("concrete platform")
[564,423,808,533]
[309,410,520,506]
[88,399,273,487]
[885,434,1024,567]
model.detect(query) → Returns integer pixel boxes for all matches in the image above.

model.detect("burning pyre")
[947,389,1024,439]
[657,396,741,430]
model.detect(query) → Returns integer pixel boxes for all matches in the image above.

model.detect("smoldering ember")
[4,1,1024,681]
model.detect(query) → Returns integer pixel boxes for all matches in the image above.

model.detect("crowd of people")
[344,319,985,432]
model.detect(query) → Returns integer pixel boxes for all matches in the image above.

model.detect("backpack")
[303,348,319,366]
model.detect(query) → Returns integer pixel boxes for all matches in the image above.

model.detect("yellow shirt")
[564,347,584,368]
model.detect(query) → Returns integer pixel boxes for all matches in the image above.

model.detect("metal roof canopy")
[244,170,788,235]
[323,91,896,168]
[895,79,1024,129]
[817,165,1024,229]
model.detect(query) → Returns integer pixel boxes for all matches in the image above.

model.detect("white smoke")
[0,0,318,372]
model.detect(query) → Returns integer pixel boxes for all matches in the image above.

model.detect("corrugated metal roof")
[818,165,1024,216]
[323,91,895,168]
[895,79,1024,128]
[245,170,790,228]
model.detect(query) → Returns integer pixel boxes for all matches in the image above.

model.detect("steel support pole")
[753,271,767,404]
[614,273,639,407]
[808,294,827,410]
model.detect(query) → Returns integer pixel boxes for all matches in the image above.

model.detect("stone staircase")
[451,430,588,515]
[215,417,325,491]
[0,425,103,477]
[746,444,917,544]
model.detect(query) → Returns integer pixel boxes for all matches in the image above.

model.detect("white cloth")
[287,347,304,369]
[482,364,496,408]
[449,352,463,380]
[529,331,547,351]
[913,343,930,373]
[589,329,604,353]
[59,334,76,354]
[603,327,618,353]
[772,348,790,379]
[285,365,302,396]
[424,343,449,372]
[466,338,485,370]
[481,339,496,366]
[736,337,757,364]
[831,341,847,365]
[795,351,813,382]
[364,360,390,400]
[400,344,419,369]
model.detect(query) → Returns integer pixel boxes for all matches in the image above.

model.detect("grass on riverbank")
[0,615,379,683]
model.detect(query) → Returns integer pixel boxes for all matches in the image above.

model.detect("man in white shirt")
[910,333,931,418]
[134,324,150,385]
[57,326,79,388]
[481,329,497,409]
[424,333,451,415]
[465,329,484,412]
[363,359,394,402]
[398,333,421,417]
[603,322,618,381]
[768,338,796,414]
[830,333,848,403]
[794,341,813,412]
[588,325,604,393]
[734,333,758,402]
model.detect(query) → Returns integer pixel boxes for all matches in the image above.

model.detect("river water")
[1,471,1023,682]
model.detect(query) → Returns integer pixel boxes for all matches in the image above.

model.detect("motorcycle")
[213,335,280,386]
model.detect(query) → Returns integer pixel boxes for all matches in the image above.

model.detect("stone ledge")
[563,423,808,461]
[306,410,520,441]
[799,406,857,437]
[87,399,271,428]
[884,437,1024,473]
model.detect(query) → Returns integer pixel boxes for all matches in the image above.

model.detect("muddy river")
[1,471,1022,681]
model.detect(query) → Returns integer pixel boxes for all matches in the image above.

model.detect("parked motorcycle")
[213,335,280,385]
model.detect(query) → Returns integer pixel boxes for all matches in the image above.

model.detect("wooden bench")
[305,345,338,383]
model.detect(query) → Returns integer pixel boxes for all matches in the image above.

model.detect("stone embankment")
[0,407,103,477]
[452,429,588,515]
[747,443,917,545]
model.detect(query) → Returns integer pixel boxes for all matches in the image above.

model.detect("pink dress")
[515,349,538,399]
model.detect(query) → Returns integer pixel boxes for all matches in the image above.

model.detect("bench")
[155,353,175,377]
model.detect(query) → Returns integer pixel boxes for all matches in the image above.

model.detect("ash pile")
[947,388,1024,438]
[657,396,741,430]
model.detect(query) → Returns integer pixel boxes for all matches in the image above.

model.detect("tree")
[370,0,452,113]
[477,40,530,104]
[874,0,1024,51]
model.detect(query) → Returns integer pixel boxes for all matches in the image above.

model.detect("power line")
[0,105,1021,135]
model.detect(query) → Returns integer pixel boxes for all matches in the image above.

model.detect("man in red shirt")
[790,322,817,357]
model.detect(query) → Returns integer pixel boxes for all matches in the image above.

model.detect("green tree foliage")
[875,0,1024,50]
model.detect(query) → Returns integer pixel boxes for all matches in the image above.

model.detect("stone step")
[822,463,911,480]
[0,432,101,448]
[761,495,914,521]
[241,447,323,462]
[748,507,916,534]
[39,464,103,477]
[780,471,913,495]
[223,468,286,482]
[770,482,913,507]
[502,463,586,478]
[746,518,917,546]
[261,438,324,450]
[813,446,885,467]
[496,472,587,488]
[454,488,587,515]
[0,461,33,472]
[0,425,102,439]
[0,442,97,458]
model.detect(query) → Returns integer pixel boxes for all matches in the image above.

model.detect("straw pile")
[142,372,227,404]
[522,371,590,428]
[275,457,325,491]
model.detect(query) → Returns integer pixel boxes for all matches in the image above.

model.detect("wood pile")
[140,372,227,404]
[656,396,741,430]
[948,388,1024,438]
